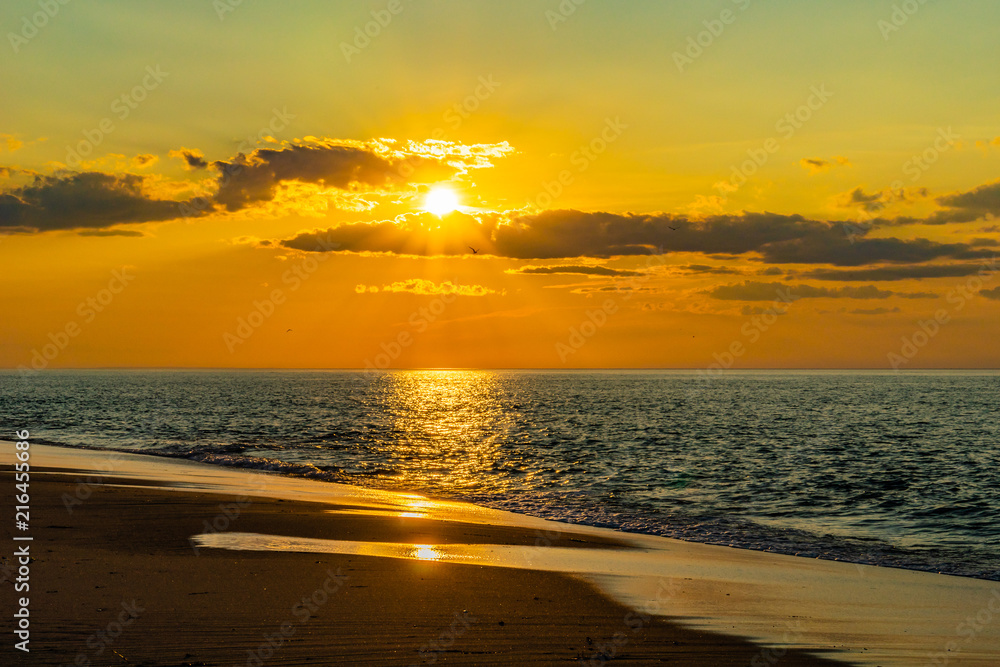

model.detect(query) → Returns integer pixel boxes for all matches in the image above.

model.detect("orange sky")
[2,1,999,370]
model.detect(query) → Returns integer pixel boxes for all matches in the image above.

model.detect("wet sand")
[0,450,846,665]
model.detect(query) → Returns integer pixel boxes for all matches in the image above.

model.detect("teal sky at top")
[3,0,999,206]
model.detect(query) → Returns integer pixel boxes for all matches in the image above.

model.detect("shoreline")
[2,443,999,665]
[22,437,999,583]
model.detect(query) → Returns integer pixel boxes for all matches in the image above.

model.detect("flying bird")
[286,329,293,333]
[668,225,679,231]
[467,246,479,254]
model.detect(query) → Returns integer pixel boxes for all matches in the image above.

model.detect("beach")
[6,0,1000,662]
[2,442,999,665]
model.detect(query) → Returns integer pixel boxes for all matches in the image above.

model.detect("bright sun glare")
[423,187,460,216]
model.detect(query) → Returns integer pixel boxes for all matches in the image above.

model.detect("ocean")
[3,369,997,580]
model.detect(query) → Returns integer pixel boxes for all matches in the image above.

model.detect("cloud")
[356,278,497,296]
[169,148,208,170]
[572,285,653,294]
[844,187,881,208]
[800,156,850,174]
[131,154,158,169]
[77,229,146,237]
[849,307,901,315]
[210,142,422,212]
[281,209,991,266]
[741,305,788,316]
[507,264,644,277]
[0,134,24,152]
[973,137,1000,151]
[804,264,994,282]
[757,234,989,266]
[933,180,1000,222]
[282,212,489,257]
[838,186,928,213]
[210,138,511,212]
[676,264,742,275]
[981,286,1000,301]
[0,171,204,232]
[709,280,893,301]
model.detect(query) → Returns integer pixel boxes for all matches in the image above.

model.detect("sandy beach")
[2,443,998,665]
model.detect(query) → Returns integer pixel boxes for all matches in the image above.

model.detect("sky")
[2,0,999,370]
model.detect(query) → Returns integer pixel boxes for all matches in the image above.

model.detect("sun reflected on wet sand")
[412,545,442,561]
[192,530,1000,667]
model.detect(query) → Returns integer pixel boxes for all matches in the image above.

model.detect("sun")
[423,186,460,216]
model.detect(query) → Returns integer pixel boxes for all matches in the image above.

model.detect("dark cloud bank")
[283,209,996,267]
[0,141,456,232]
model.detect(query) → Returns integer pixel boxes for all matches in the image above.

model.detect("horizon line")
[3,366,999,372]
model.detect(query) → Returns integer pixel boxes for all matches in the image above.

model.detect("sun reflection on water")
[364,370,524,494]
